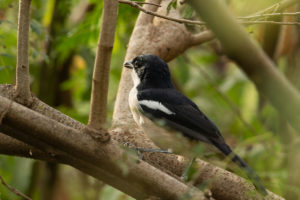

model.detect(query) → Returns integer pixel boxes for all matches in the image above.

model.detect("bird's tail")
[211,141,267,196]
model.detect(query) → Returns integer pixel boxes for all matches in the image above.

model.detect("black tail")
[212,141,267,196]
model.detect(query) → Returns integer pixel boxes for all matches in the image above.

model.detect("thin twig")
[119,0,300,26]
[250,0,299,17]
[0,174,32,200]
[15,0,32,104]
[130,1,161,7]
[118,0,206,25]
[238,11,300,20]
[240,20,300,25]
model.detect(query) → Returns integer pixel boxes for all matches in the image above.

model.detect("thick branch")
[188,0,300,133]
[15,0,32,105]
[0,84,283,200]
[88,0,118,129]
[0,95,205,200]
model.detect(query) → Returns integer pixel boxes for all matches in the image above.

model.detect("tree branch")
[118,0,206,25]
[15,0,32,105]
[0,174,32,200]
[188,0,300,133]
[190,31,215,46]
[88,0,118,129]
[0,95,206,200]
[119,0,300,27]
[238,11,300,20]
[0,84,283,199]
[250,0,299,17]
[241,21,300,25]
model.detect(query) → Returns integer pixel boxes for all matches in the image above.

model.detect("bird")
[123,54,267,196]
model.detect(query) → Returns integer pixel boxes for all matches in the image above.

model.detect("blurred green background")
[0,0,299,199]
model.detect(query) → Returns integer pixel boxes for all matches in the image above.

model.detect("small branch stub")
[84,126,111,143]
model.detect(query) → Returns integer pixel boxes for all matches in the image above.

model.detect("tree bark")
[88,0,118,129]
[0,93,206,200]
[15,0,32,105]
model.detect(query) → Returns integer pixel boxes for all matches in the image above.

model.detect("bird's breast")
[129,86,144,125]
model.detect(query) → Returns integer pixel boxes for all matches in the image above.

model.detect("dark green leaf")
[183,5,194,19]
[167,0,177,15]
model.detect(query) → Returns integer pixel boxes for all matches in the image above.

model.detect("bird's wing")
[137,89,224,144]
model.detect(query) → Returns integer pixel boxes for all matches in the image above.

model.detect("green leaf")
[183,5,194,19]
[172,0,177,9]
[167,0,177,15]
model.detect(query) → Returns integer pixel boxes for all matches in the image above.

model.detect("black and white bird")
[124,54,267,195]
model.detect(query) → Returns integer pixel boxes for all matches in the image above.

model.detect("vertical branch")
[15,0,32,105]
[88,0,118,129]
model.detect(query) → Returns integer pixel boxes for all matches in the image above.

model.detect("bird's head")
[124,54,173,89]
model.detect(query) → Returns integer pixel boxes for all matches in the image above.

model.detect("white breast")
[129,70,145,125]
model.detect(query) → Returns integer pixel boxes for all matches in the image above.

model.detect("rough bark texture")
[88,0,118,129]
[15,0,32,105]
[0,88,206,200]
[1,80,283,200]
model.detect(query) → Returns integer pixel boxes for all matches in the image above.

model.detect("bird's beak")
[123,60,133,69]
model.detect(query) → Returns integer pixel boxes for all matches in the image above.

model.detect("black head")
[124,54,174,89]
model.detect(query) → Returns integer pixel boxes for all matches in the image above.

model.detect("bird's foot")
[123,142,171,160]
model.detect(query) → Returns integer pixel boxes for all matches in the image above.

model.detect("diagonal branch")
[188,0,300,131]
[0,95,206,200]
[15,0,32,105]
[0,174,31,200]
[0,84,283,200]
[88,0,118,129]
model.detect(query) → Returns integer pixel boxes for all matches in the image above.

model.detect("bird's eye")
[134,57,143,68]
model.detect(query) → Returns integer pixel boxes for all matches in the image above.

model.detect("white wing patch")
[139,100,175,115]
